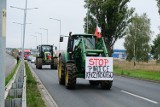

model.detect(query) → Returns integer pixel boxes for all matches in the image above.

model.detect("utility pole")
[22,0,28,66]
[0,0,6,106]
[87,8,89,34]
[10,1,37,65]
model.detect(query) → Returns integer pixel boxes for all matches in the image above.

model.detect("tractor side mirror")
[60,37,63,42]
[37,46,38,49]
[55,46,57,50]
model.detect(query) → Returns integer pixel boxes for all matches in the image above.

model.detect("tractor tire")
[36,61,38,69]
[89,81,99,86]
[37,58,42,69]
[53,58,58,69]
[36,59,38,69]
[51,64,54,69]
[100,81,113,90]
[65,63,76,89]
[51,58,57,69]
[58,58,65,85]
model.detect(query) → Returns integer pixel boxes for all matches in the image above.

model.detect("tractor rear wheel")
[51,64,54,69]
[89,81,99,86]
[51,58,57,69]
[53,58,58,69]
[100,81,113,90]
[36,60,38,69]
[37,58,42,69]
[58,58,65,85]
[65,63,76,89]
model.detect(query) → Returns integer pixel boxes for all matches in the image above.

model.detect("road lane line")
[121,90,159,104]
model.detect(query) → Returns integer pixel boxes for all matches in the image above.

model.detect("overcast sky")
[6,0,160,50]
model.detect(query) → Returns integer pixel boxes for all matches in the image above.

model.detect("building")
[112,49,126,59]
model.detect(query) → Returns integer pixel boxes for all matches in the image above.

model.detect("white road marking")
[121,90,159,104]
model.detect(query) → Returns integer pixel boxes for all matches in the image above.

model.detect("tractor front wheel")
[53,58,58,69]
[51,64,54,69]
[65,63,76,89]
[58,58,65,85]
[37,58,42,69]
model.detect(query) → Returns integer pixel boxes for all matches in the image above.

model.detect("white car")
[31,57,36,63]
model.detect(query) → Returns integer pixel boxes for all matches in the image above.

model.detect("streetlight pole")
[0,0,6,106]
[10,2,38,66]
[40,28,48,44]
[12,22,31,50]
[49,18,61,51]
[36,32,42,45]
[31,35,37,48]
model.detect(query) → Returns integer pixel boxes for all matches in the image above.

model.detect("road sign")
[85,57,113,80]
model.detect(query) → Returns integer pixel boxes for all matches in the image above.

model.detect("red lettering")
[104,59,108,65]
[89,58,94,65]
[88,58,109,66]
[99,59,103,66]
[94,58,98,66]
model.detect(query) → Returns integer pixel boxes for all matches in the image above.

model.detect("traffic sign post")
[0,0,6,106]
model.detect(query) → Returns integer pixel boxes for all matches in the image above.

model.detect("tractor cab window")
[83,36,96,49]
[67,36,79,52]
[73,38,80,50]
[42,46,52,52]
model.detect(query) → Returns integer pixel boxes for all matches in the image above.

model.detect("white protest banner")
[85,57,113,80]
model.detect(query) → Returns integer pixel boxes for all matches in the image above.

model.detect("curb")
[5,61,21,99]
[27,62,58,107]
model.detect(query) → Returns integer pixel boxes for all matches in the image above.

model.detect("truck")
[19,49,31,60]
[58,33,113,89]
[36,45,58,69]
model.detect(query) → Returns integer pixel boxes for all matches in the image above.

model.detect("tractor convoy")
[34,33,113,90]
[58,33,113,89]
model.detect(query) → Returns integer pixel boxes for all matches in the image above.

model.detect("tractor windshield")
[83,36,96,49]
[42,46,52,52]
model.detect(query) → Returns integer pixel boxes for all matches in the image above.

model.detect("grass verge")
[114,65,160,81]
[5,60,20,86]
[25,62,46,107]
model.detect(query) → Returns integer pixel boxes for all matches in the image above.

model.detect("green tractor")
[58,33,113,89]
[36,45,58,69]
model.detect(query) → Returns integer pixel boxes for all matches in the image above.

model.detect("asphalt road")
[29,62,160,107]
[5,53,16,77]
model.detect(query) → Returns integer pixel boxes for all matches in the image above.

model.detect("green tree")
[151,34,160,60]
[84,0,134,56]
[84,14,97,34]
[124,13,151,66]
